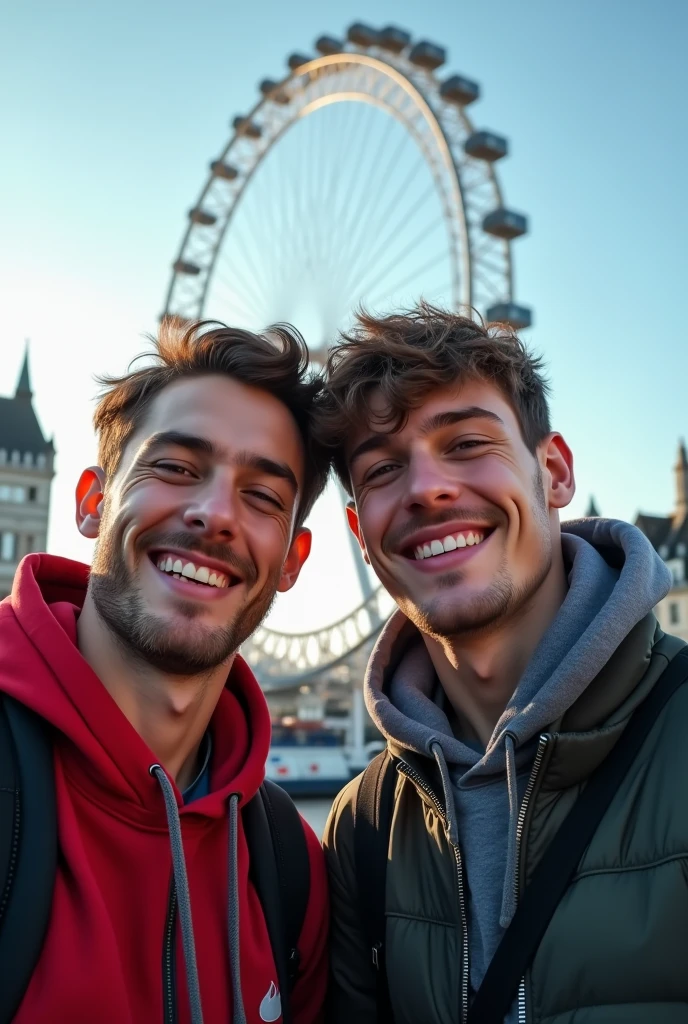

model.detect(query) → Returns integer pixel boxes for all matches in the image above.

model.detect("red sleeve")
[290,814,329,1024]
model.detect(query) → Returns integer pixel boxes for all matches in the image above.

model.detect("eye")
[246,489,284,510]
[450,439,488,454]
[155,461,196,477]
[365,462,400,483]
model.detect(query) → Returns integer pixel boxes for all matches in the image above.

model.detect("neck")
[423,554,568,749]
[76,595,233,791]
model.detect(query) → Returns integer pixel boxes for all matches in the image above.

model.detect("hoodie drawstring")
[429,741,459,847]
[430,735,521,930]
[150,764,204,1024]
[499,733,519,928]
[227,793,247,1024]
[149,767,247,1024]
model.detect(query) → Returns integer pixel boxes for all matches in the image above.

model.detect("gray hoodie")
[364,518,671,1019]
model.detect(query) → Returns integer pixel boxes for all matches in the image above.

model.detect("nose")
[182,476,238,540]
[404,452,463,511]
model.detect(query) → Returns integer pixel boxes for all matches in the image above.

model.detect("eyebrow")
[348,406,504,467]
[235,451,299,496]
[143,431,299,495]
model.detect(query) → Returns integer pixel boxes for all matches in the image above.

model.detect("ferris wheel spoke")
[367,252,453,309]
[332,113,398,277]
[332,149,428,305]
[342,179,440,304]
[211,277,263,325]
[213,258,271,320]
[350,214,446,306]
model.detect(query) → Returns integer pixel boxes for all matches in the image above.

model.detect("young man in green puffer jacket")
[316,302,686,1024]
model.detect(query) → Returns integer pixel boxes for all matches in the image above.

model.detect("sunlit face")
[83,375,309,674]
[346,379,573,638]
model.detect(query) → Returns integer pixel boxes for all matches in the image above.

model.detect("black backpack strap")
[467,645,688,1024]
[353,749,397,1024]
[0,695,57,1024]
[243,780,310,1024]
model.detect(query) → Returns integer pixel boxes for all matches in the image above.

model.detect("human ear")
[277,528,313,593]
[345,501,370,565]
[75,467,106,539]
[540,434,575,510]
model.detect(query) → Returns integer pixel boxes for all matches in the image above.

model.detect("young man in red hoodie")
[0,318,330,1023]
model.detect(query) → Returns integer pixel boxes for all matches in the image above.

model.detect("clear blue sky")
[1,0,686,627]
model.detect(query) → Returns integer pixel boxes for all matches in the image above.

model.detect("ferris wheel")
[164,23,532,688]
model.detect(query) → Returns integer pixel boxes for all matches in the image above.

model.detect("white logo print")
[259,981,282,1022]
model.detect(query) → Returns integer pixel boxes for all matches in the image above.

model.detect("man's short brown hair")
[94,317,330,526]
[315,302,551,490]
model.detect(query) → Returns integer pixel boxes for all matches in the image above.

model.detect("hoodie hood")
[0,553,271,824]
[0,552,276,1024]
[365,518,671,779]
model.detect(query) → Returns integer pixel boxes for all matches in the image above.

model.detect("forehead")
[129,374,305,478]
[348,378,519,452]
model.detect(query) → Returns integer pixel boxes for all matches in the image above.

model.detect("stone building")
[0,348,55,599]
[635,441,688,642]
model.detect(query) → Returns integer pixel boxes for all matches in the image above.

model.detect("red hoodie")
[0,554,328,1024]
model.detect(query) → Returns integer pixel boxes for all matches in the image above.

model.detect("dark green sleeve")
[322,777,378,1024]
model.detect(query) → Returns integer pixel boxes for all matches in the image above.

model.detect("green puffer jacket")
[323,617,688,1023]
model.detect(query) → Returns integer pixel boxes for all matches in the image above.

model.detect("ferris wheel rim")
[163,45,513,326]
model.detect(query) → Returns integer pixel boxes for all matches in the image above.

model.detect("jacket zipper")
[397,760,470,1023]
[514,734,549,1024]
[162,880,178,1024]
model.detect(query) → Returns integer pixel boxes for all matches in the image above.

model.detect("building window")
[0,532,16,562]
[28,487,37,502]
[670,602,681,626]
[667,559,685,586]
[36,453,46,470]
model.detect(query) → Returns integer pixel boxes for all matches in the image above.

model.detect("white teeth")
[466,533,475,546]
[414,547,425,561]
[195,566,210,584]
[423,543,432,558]
[443,534,457,552]
[172,559,183,574]
[456,534,467,548]
[181,562,196,579]
[165,556,173,572]
[172,572,181,579]
[430,539,444,556]
[209,572,218,586]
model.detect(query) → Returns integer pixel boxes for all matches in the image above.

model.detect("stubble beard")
[398,468,553,641]
[89,511,278,676]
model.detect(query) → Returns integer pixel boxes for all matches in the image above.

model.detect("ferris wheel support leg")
[347,684,367,771]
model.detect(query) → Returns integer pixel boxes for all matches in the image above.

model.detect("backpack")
[354,646,688,1024]
[0,694,310,1024]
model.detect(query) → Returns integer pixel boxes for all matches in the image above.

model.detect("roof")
[634,513,673,551]
[0,345,52,457]
[0,395,51,457]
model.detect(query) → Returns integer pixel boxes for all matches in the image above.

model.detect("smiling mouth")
[150,552,241,589]
[406,527,495,561]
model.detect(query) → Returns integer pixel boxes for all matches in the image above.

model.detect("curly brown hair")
[93,316,330,527]
[315,302,551,490]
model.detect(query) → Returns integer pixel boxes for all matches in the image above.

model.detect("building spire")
[14,340,32,399]
[674,438,688,524]
[586,495,601,518]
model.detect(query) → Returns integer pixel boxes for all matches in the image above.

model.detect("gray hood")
[365,517,671,779]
